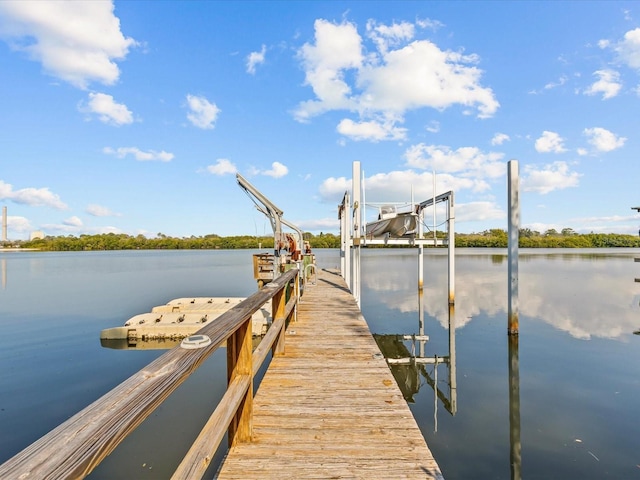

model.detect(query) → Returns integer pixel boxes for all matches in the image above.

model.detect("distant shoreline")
[0,248,39,252]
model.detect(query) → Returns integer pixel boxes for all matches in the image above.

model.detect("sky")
[1,1,639,241]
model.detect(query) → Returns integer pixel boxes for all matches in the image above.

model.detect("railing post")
[294,269,300,316]
[227,318,253,446]
[272,282,287,356]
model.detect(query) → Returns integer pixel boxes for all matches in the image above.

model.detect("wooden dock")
[0,267,443,479]
[215,268,443,479]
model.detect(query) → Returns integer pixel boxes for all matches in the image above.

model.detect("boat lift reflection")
[374,292,457,432]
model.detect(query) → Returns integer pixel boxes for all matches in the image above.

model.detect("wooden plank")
[215,268,443,480]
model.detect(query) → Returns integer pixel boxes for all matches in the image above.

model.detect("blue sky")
[1,1,639,240]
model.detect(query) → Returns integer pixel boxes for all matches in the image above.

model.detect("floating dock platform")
[100,297,271,349]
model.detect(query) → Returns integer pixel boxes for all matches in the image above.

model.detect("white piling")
[352,161,362,307]
[508,160,519,334]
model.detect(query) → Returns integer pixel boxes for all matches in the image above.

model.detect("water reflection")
[363,249,640,340]
[374,303,457,432]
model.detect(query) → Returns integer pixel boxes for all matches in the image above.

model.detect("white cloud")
[358,40,498,117]
[336,118,406,141]
[246,44,266,74]
[206,159,237,176]
[103,146,174,162]
[86,204,119,217]
[294,18,498,137]
[295,19,363,121]
[6,215,31,233]
[366,19,415,54]
[456,201,505,222]
[318,175,351,203]
[522,161,581,194]
[415,17,444,31]
[262,161,288,178]
[318,168,492,205]
[63,215,83,227]
[367,169,490,200]
[491,133,510,145]
[186,94,220,129]
[535,131,567,153]
[0,180,67,209]
[544,75,568,90]
[583,127,626,152]
[425,121,440,133]
[404,144,506,179]
[0,0,136,89]
[605,27,640,69]
[81,92,133,125]
[584,69,622,99]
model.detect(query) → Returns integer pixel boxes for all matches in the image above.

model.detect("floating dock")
[100,297,272,349]
[215,268,443,479]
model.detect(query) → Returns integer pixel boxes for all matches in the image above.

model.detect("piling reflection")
[508,334,521,480]
[374,303,457,432]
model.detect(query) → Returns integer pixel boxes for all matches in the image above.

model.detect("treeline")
[4,228,640,251]
[12,232,342,251]
[455,228,640,248]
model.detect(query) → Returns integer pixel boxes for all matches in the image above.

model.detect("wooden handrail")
[0,268,300,480]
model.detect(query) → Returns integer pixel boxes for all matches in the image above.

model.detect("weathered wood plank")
[215,268,443,480]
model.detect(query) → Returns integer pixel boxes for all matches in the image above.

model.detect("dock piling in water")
[508,160,520,335]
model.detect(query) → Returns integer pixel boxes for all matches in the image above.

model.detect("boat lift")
[339,161,455,307]
[237,173,316,287]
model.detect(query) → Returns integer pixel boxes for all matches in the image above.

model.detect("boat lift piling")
[339,192,351,289]
[351,161,362,308]
[416,191,455,306]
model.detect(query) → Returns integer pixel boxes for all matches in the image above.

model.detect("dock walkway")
[216,268,443,479]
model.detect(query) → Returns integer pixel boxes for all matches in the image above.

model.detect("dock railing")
[0,268,300,480]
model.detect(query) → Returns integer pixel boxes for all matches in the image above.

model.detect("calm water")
[1,248,639,479]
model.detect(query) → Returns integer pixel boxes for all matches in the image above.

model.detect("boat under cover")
[366,206,418,238]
